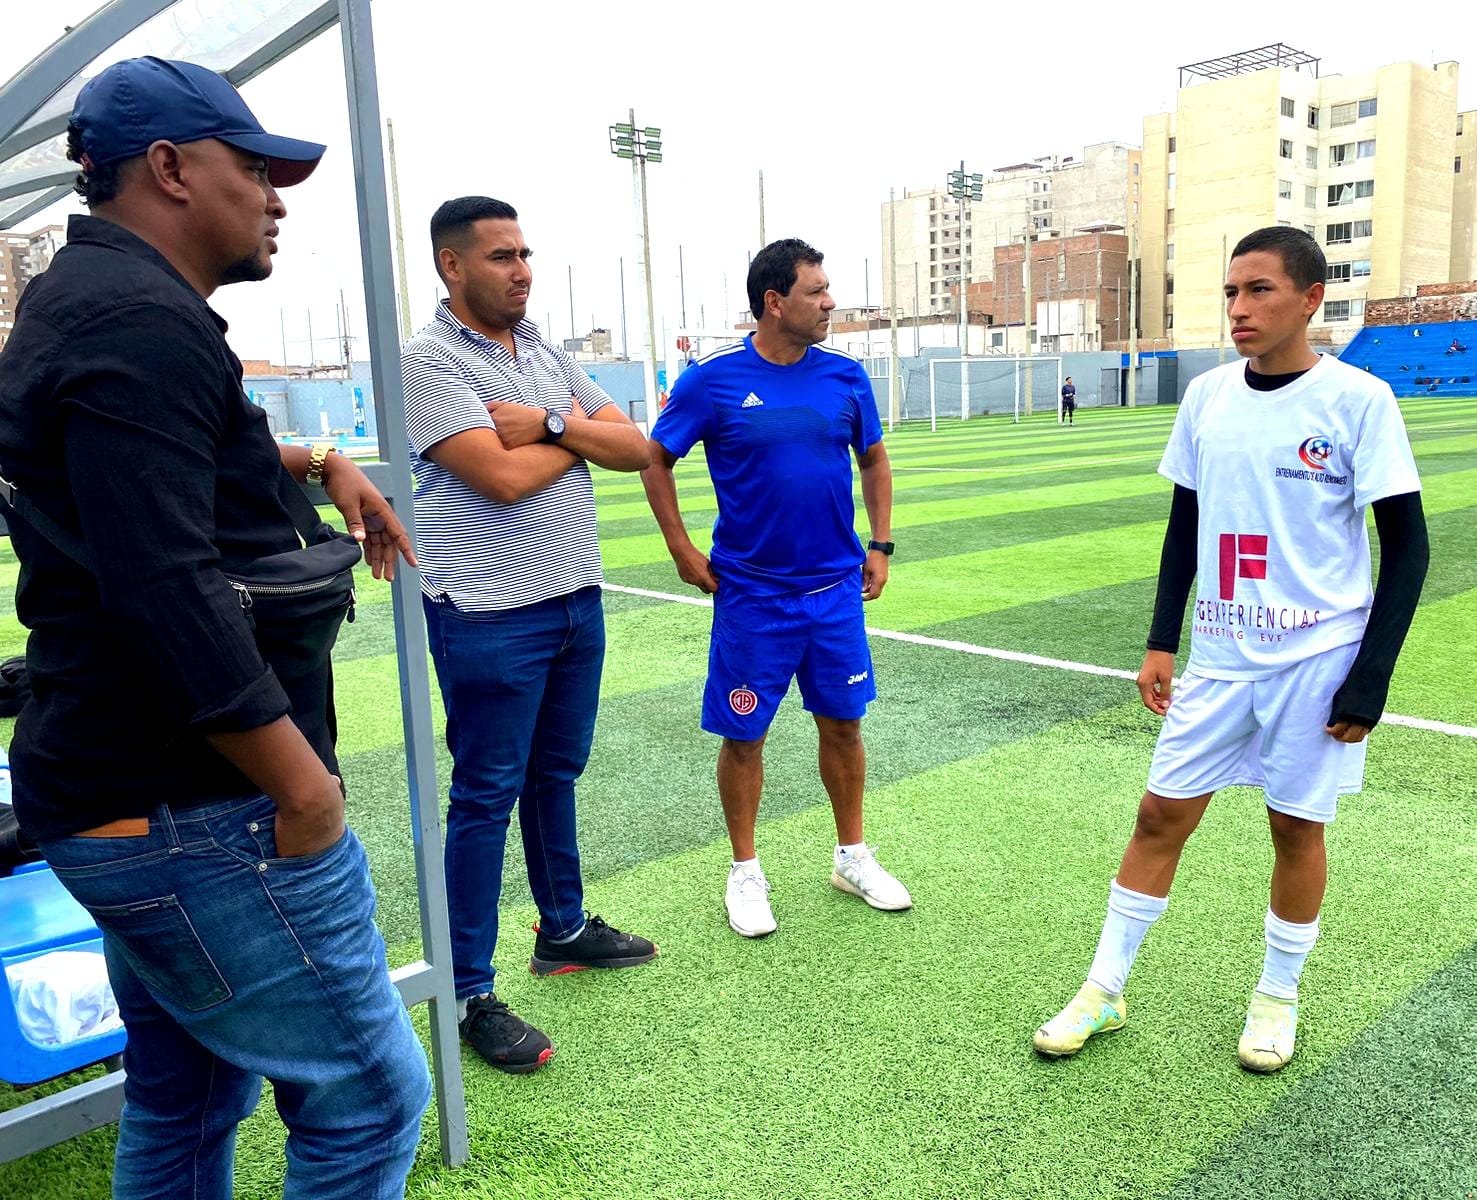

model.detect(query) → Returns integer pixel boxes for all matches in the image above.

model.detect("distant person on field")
[1033,226,1429,1074]
[1061,377,1077,425]
[1447,337,1467,354]
[641,238,911,940]
[0,57,427,1198]
[399,196,656,1076]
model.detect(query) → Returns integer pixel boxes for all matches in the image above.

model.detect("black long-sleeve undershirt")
[1145,485,1199,655]
[1144,487,1429,728]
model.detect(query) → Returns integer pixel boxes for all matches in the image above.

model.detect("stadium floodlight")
[945,159,984,365]
[609,110,664,431]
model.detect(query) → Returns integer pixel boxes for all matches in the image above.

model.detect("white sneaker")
[725,861,777,938]
[830,845,913,911]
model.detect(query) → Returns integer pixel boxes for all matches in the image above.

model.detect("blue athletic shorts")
[700,572,876,740]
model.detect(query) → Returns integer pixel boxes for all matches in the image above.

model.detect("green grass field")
[4,396,1477,1199]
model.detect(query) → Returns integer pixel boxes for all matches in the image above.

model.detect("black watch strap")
[867,540,895,556]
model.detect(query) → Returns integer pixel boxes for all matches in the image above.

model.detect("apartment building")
[0,223,65,350]
[1140,46,1464,346]
[881,142,1138,319]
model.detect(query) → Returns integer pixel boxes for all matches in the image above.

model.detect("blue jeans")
[40,795,430,1200]
[423,586,603,999]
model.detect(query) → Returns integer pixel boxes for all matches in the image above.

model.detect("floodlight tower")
[946,162,984,355]
[946,162,984,417]
[609,112,663,425]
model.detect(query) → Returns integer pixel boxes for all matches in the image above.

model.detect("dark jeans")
[423,586,604,998]
[40,795,430,1200]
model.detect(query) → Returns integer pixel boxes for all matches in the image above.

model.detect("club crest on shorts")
[728,686,758,716]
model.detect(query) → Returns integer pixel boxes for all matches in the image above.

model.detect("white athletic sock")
[456,991,491,1023]
[1085,879,1169,996]
[835,842,868,865]
[731,856,761,872]
[1256,909,1320,1000]
[545,919,586,945]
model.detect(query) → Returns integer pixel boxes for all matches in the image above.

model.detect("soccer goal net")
[925,356,1065,426]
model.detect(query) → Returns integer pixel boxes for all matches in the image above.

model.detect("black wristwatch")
[542,410,566,442]
[867,540,895,556]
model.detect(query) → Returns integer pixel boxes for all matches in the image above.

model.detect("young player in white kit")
[1033,227,1430,1072]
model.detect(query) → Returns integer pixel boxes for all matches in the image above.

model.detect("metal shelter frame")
[1178,43,1321,88]
[0,0,469,1169]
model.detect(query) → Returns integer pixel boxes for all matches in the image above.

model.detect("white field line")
[601,583,1477,740]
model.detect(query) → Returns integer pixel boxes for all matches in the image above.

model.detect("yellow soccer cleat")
[1238,990,1299,1073]
[1033,982,1127,1058]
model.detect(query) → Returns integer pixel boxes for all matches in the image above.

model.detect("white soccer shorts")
[1146,641,1366,824]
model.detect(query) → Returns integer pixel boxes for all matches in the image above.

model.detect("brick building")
[962,230,1132,351]
[1365,279,1477,325]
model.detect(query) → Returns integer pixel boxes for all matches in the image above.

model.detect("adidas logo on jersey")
[741,393,764,408]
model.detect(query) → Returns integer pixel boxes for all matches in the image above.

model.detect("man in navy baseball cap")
[72,55,324,187]
[0,52,431,1198]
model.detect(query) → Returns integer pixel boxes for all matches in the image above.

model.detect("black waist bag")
[0,466,359,758]
[223,473,360,758]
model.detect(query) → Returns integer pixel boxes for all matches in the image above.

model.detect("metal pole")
[1218,231,1227,364]
[864,256,870,311]
[1023,224,1034,416]
[1128,217,1139,407]
[636,110,660,422]
[679,243,687,328]
[619,255,628,359]
[889,187,900,431]
[957,160,967,358]
[306,308,315,374]
[568,263,576,348]
[1096,235,1103,349]
[386,117,413,341]
[911,259,920,356]
[338,0,468,1166]
[279,308,289,374]
[758,169,766,247]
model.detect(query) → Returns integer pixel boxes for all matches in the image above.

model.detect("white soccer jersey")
[1159,355,1421,680]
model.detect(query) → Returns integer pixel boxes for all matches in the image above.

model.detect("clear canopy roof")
[0,0,334,229]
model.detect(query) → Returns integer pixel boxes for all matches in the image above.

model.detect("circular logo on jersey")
[728,687,758,716]
[1298,435,1334,471]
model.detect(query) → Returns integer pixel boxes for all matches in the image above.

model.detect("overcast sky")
[4,0,1475,363]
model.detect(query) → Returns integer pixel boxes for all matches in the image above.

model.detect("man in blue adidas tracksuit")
[641,238,912,938]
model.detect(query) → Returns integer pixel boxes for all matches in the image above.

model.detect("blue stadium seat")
[1340,320,1477,397]
[0,866,127,1087]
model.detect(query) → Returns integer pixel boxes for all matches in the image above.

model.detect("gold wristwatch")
[306,443,336,487]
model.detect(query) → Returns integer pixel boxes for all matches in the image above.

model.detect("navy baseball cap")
[72,56,325,188]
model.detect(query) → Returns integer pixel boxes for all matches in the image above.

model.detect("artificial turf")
[2,397,1475,1198]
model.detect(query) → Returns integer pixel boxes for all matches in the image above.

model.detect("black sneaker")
[458,994,554,1074]
[529,913,658,976]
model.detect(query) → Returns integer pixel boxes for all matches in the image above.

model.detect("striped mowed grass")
[3,397,1475,1199]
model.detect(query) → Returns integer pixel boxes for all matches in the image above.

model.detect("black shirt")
[0,214,323,841]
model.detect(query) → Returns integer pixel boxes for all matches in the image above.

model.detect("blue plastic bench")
[0,866,127,1087]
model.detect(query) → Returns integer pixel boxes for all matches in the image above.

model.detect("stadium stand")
[1339,320,1477,397]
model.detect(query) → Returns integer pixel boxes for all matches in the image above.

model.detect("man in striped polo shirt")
[401,197,656,1074]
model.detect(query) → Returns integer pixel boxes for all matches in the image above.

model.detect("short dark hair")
[66,121,127,207]
[747,238,823,319]
[430,196,518,280]
[1230,226,1326,290]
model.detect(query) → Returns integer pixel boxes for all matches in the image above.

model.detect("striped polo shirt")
[401,300,614,610]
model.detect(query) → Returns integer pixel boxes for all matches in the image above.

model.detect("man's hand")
[1137,649,1176,716]
[673,543,719,594]
[485,400,551,450]
[862,549,889,601]
[272,775,346,858]
[321,454,417,581]
[1325,719,1372,744]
